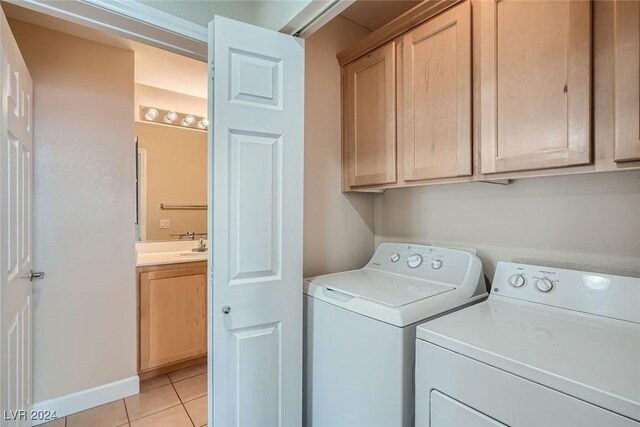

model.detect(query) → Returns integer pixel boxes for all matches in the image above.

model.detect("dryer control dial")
[535,278,554,293]
[407,254,423,268]
[508,274,527,288]
[431,259,443,270]
[390,253,400,263]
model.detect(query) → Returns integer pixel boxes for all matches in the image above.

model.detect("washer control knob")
[390,253,400,263]
[508,274,527,288]
[407,254,423,268]
[431,259,443,270]
[535,278,554,293]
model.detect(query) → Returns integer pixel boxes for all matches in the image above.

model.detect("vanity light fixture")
[139,106,208,131]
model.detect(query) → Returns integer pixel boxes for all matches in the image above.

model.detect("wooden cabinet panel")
[480,0,592,174]
[401,1,471,181]
[614,0,640,162]
[139,264,207,371]
[344,42,396,187]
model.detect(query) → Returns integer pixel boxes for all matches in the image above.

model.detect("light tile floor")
[41,363,208,427]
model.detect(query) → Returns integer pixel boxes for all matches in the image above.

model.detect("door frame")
[136,148,147,242]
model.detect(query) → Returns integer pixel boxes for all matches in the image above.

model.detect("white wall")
[10,20,137,402]
[375,171,640,280]
[303,16,376,278]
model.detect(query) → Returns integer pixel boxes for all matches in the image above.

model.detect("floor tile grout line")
[170,379,197,427]
[170,379,185,405]
[182,402,196,427]
[123,397,131,424]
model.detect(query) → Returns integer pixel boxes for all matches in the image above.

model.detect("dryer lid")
[310,269,453,307]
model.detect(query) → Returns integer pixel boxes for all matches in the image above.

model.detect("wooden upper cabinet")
[614,0,640,162]
[480,0,592,174]
[343,42,396,187]
[401,1,472,181]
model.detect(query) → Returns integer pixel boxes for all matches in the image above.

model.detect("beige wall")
[10,21,137,402]
[136,122,207,241]
[135,84,207,121]
[375,171,640,280]
[303,16,376,278]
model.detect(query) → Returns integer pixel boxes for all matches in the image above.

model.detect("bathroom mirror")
[135,121,207,241]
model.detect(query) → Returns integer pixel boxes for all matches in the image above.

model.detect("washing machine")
[416,262,640,426]
[303,242,487,427]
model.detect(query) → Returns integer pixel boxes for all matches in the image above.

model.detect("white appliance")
[416,262,640,427]
[304,243,487,427]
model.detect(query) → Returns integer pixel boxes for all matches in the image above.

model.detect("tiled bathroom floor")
[41,363,208,427]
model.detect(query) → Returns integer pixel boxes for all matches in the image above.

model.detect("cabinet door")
[402,1,472,181]
[343,42,396,187]
[614,0,640,162]
[480,0,591,174]
[140,266,207,370]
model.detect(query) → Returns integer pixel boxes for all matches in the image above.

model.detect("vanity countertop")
[136,240,208,267]
[137,251,207,267]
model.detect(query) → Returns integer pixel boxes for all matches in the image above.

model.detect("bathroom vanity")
[136,242,208,378]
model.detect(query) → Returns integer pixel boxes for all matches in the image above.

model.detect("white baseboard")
[31,376,139,425]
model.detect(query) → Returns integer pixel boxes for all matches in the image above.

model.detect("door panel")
[480,0,591,174]
[344,43,396,187]
[402,1,471,181]
[1,9,33,426]
[209,16,303,427]
[228,130,281,284]
[614,0,640,161]
[230,323,281,426]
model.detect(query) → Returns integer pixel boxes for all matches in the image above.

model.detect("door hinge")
[211,62,215,80]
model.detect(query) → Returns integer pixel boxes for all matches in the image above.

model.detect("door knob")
[222,305,231,314]
[22,270,45,281]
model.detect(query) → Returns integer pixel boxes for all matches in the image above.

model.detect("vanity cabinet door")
[139,265,207,371]
[401,0,472,181]
[480,0,591,174]
[614,0,640,162]
[343,42,396,188]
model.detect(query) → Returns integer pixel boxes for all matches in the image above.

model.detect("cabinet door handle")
[222,305,231,314]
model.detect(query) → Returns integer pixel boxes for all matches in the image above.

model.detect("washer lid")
[311,269,453,307]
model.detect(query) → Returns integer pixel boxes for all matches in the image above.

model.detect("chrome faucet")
[192,238,207,252]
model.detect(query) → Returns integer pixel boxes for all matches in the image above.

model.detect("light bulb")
[164,111,177,123]
[196,118,209,129]
[144,108,158,121]
[184,114,195,125]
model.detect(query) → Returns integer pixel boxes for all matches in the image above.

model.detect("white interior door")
[0,9,34,427]
[208,16,304,427]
